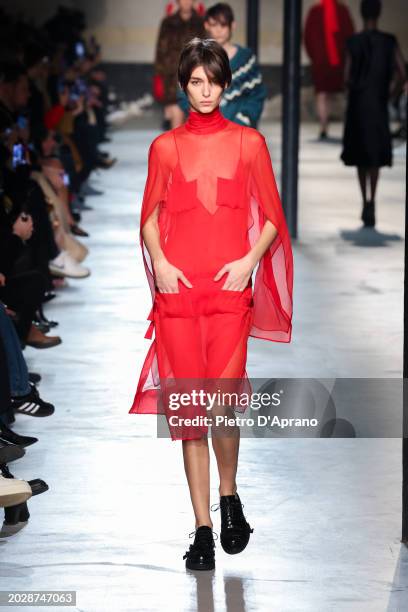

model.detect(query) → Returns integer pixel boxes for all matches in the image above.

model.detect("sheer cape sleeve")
[247,133,294,342]
[129,137,170,414]
[139,136,170,338]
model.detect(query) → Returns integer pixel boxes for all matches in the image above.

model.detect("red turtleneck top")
[130,106,294,422]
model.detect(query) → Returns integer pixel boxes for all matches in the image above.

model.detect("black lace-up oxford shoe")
[214,491,254,555]
[182,525,216,571]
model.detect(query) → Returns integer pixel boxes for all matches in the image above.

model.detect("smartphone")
[75,41,85,58]
[12,143,27,169]
[63,172,70,186]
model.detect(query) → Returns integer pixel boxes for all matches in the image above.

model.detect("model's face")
[204,18,234,45]
[185,65,225,114]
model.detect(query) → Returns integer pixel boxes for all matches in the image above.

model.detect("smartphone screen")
[12,143,27,169]
[75,42,85,58]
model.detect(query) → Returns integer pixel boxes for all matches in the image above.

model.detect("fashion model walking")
[340,0,407,227]
[130,38,294,570]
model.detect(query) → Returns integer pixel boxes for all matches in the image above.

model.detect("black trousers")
[0,271,47,342]
[73,114,100,183]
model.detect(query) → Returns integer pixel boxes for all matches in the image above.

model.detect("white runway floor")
[1,120,407,611]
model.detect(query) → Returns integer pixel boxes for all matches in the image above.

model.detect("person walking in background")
[304,0,354,139]
[340,0,407,227]
[153,0,206,130]
[177,3,267,128]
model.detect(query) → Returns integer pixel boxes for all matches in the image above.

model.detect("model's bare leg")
[316,92,329,135]
[357,167,368,203]
[210,404,239,496]
[369,167,380,202]
[182,437,213,528]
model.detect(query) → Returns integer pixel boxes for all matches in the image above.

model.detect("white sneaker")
[49,251,91,279]
[0,474,32,508]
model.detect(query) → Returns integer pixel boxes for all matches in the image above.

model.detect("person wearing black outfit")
[340,0,407,227]
[0,207,45,344]
[0,185,61,349]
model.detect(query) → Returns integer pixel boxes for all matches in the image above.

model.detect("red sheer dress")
[129,106,293,440]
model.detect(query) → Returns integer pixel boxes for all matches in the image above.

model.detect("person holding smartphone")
[0,207,61,349]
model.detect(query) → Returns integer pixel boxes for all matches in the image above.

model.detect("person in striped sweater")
[177,3,266,128]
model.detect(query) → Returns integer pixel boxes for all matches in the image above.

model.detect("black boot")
[182,525,216,570]
[361,200,375,227]
[214,491,254,555]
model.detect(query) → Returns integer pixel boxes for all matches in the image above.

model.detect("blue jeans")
[0,302,31,397]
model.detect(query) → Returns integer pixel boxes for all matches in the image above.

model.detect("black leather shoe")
[0,441,25,464]
[28,372,42,385]
[0,420,38,447]
[213,491,254,555]
[42,291,56,303]
[182,526,216,570]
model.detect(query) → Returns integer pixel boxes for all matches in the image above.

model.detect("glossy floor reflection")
[0,121,406,612]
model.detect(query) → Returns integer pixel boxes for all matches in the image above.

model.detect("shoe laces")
[214,495,252,530]
[182,528,218,560]
[188,528,218,541]
[210,499,245,513]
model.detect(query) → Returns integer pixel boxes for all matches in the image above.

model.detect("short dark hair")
[361,0,381,19]
[205,3,234,27]
[178,37,232,92]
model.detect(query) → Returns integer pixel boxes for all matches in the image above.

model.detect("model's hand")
[0,273,6,287]
[214,254,256,291]
[153,257,193,293]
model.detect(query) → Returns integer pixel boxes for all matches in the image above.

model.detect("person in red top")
[130,38,294,570]
[304,0,354,139]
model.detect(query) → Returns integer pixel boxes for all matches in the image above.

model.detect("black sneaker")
[212,491,254,555]
[182,526,217,571]
[11,384,55,417]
